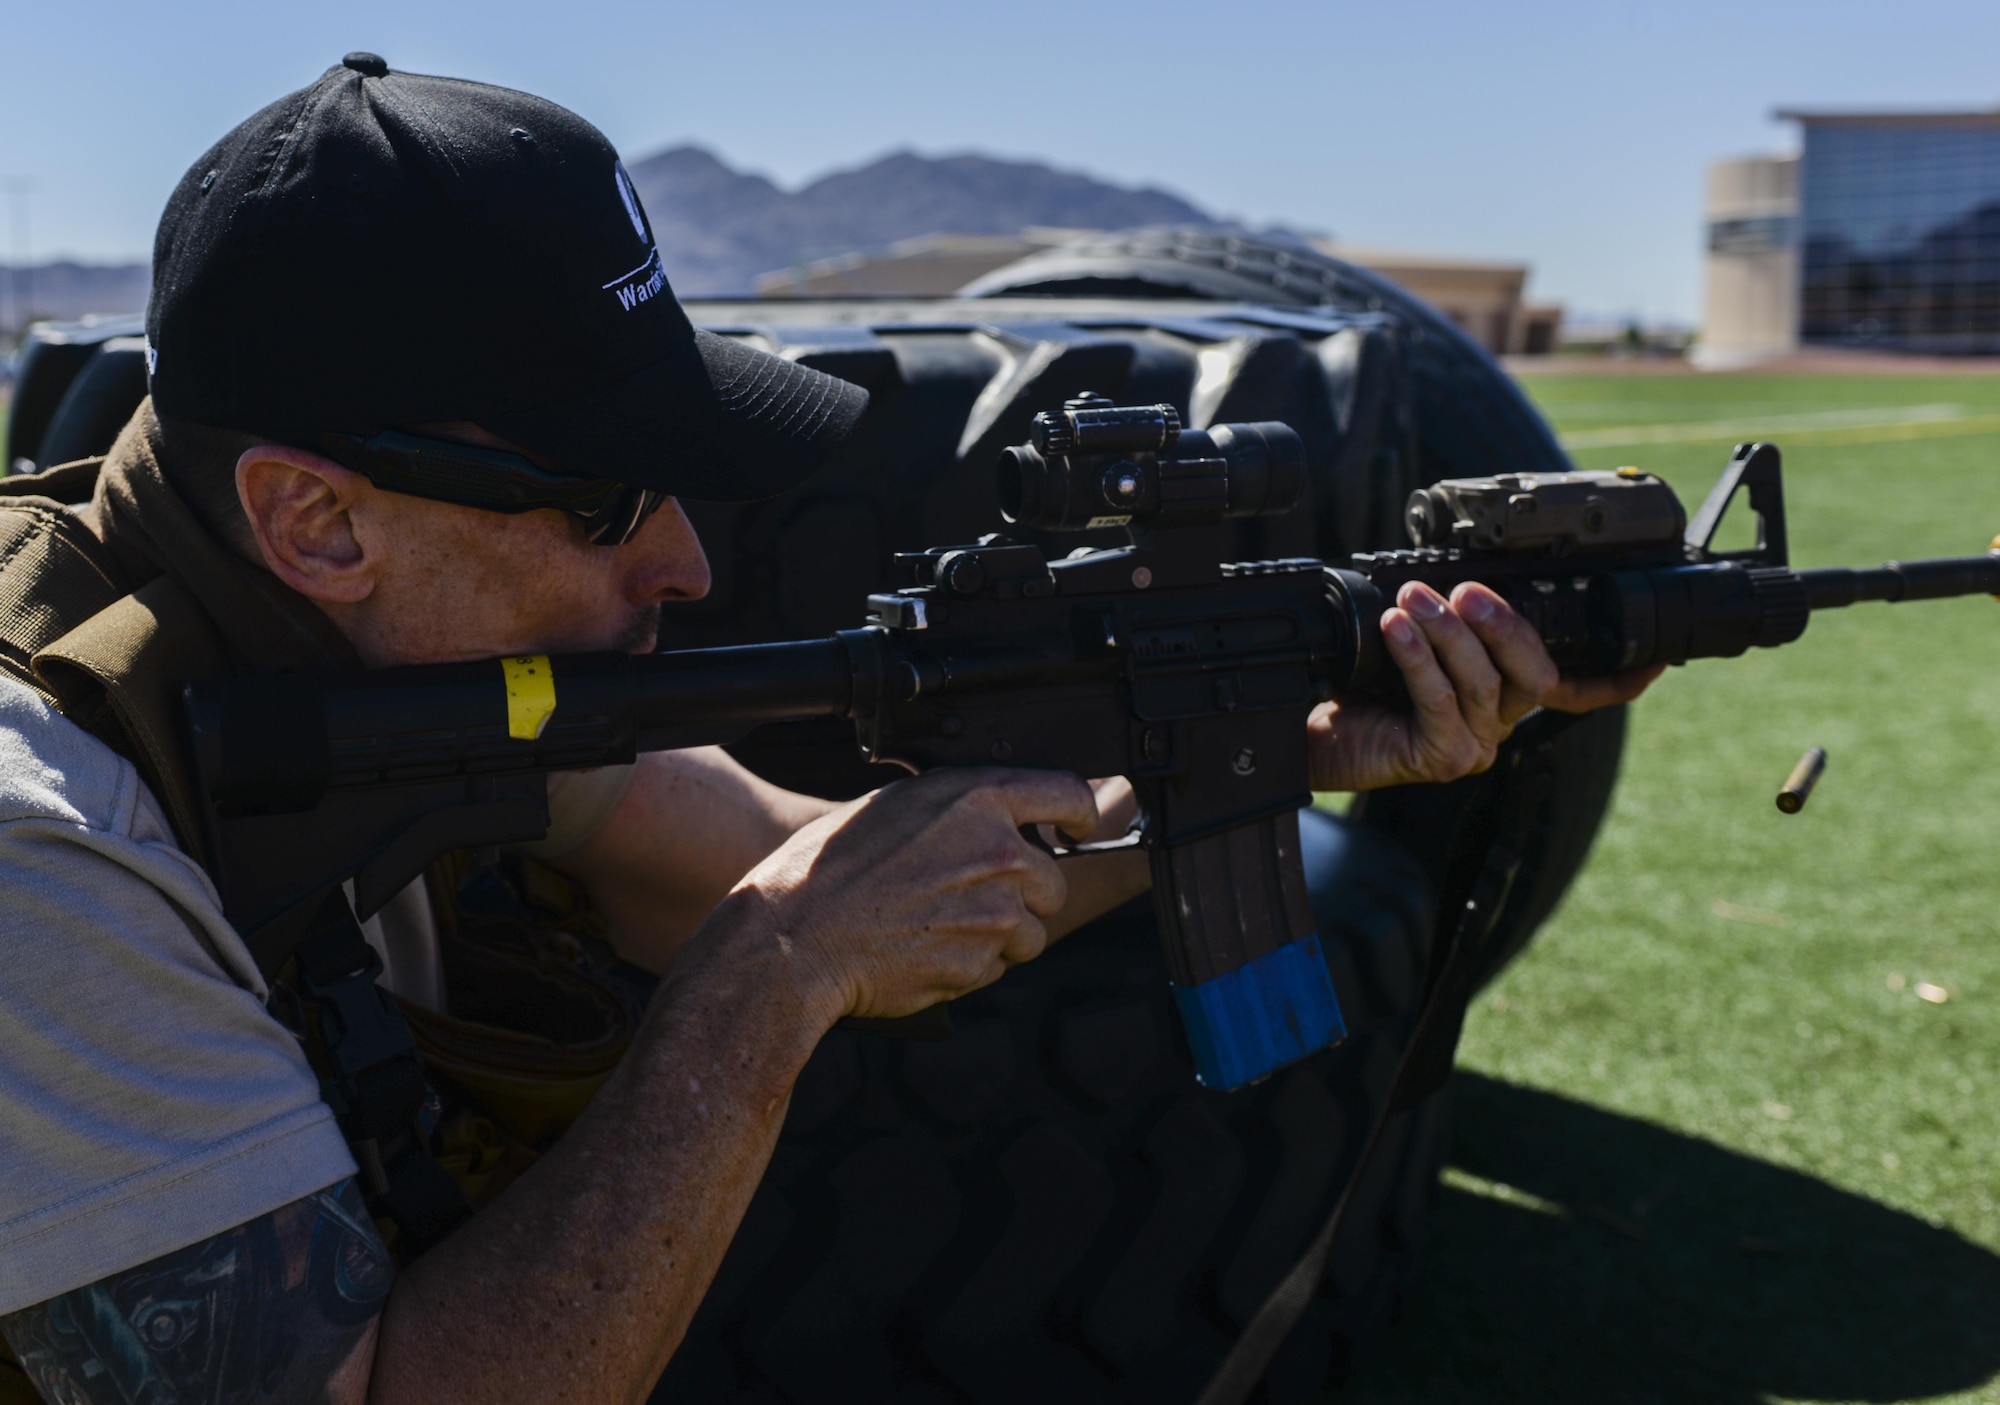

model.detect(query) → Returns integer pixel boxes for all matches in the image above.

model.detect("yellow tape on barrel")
[502,654,557,740]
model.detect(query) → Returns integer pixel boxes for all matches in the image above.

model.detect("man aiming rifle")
[0,57,1649,1405]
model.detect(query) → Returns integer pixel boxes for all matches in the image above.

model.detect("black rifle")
[184,398,2000,1092]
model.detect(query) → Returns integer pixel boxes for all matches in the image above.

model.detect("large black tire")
[18,263,1624,1394]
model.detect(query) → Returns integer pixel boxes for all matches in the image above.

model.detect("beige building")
[1309,241,1561,355]
[756,232,1559,356]
[1695,154,1800,368]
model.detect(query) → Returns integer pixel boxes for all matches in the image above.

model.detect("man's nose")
[625,497,712,602]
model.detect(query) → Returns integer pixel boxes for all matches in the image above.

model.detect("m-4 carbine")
[184,396,2000,1091]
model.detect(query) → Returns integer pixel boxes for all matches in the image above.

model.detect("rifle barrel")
[1799,553,2000,610]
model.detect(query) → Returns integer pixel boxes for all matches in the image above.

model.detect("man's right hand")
[698,768,1100,1025]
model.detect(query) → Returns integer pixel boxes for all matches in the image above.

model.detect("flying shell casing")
[1776,746,1828,814]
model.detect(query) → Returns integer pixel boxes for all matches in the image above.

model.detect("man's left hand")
[1308,580,1663,793]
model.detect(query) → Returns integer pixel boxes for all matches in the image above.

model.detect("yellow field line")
[1776,413,2000,447]
[1565,413,2000,453]
[1558,403,1965,449]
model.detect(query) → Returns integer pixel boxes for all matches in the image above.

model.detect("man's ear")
[235,446,377,604]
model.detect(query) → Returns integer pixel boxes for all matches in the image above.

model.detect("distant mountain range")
[1,262,150,333]
[626,146,1215,295]
[1,146,1215,333]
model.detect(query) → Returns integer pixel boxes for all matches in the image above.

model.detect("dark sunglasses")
[298,429,667,546]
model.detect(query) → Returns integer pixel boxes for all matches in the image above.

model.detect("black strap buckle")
[290,888,468,1254]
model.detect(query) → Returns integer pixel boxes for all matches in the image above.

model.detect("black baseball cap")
[146,53,867,501]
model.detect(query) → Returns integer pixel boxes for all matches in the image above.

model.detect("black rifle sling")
[287,887,470,1255]
[1195,725,1565,1405]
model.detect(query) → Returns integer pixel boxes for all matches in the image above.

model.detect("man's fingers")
[1082,775,1138,842]
[916,765,1087,919]
[1397,582,1505,743]
[1380,605,1474,765]
[1015,838,1071,919]
[1448,582,1559,723]
[1000,912,1052,968]
[1544,664,1667,713]
[980,767,1101,840]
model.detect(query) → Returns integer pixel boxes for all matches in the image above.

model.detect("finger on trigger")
[994,768,1100,841]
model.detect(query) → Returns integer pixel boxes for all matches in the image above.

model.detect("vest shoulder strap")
[0,460,233,860]
[0,455,107,507]
[33,577,229,866]
[0,490,128,706]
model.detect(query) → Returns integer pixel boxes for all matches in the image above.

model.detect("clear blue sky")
[8,0,1999,323]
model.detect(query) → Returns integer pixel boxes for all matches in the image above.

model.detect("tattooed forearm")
[0,1178,392,1404]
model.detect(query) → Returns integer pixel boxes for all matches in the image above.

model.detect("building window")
[1799,122,2000,352]
[1708,217,1796,255]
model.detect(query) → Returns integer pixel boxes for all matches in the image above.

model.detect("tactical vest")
[0,458,640,1399]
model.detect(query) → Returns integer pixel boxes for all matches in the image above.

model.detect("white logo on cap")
[614,163,648,244]
[602,162,665,311]
[603,247,666,311]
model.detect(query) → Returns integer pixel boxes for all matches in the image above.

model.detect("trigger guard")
[1035,827,1146,861]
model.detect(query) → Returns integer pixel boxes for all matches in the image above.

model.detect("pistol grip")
[1149,810,1347,1090]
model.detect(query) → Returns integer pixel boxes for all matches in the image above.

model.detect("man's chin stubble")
[614,604,664,654]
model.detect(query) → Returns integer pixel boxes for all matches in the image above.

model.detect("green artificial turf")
[1338,372,2000,1404]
